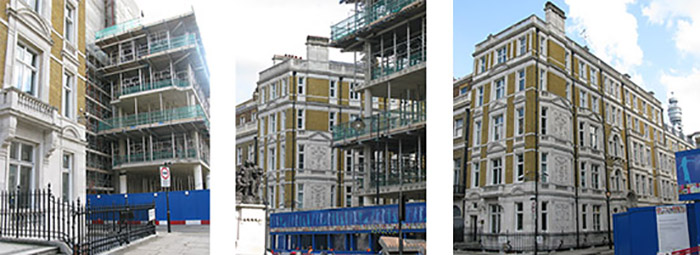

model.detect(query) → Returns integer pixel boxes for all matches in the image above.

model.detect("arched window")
[454,206,462,218]
[612,135,621,157]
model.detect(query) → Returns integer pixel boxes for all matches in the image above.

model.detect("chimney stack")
[544,2,566,36]
[306,35,329,62]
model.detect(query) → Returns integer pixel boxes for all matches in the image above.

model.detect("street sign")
[160,166,171,188]
[148,208,155,221]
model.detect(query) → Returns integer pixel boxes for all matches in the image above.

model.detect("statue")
[236,160,264,204]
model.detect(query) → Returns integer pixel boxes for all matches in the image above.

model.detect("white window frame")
[490,157,503,185]
[517,69,525,92]
[329,80,336,98]
[297,76,305,95]
[62,153,73,201]
[8,142,35,193]
[297,109,305,129]
[541,201,548,231]
[454,118,464,138]
[492,114,504,141]
[64,2,76,45]
[474,119,482,146]
[516,106,525,136]
[541,107,548,135]
[62,71,75,119]
[494,77,505,100]
[515,202,524,231]
[592,164,600,189]
[472,162,480,188]
[497,46,507,64]
[329,112,336,132]
[480,56,486,73]
[297,145,305,170]
[581,162,587,187]
[541,152,548,182]
[237,148,243,165]
[14,44,39,96]
[349,82,360,100]
[476,86,484,106]
[518,36,527,56]
[516,153,524,182]
[297,183,304,208]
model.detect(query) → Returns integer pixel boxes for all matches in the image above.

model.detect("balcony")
[331,0,422,42]
[98,105,207,133]
[103,34,199,69]
[371,50,426,80]
[112,149,199,167]
[332,107,425,142]
[369,167,425,189]
[115,79,190,98]
[95,19,142,40]
[0,87,57,128]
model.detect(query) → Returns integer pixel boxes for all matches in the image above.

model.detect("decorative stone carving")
[552,109,570,141]
[554,202,571,231]
[236,161,264,204]
[310,185,327,209]
[553,154,571,185]
[307,144,329,171]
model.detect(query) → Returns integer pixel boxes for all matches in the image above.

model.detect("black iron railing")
[458,231,611,252]
[0,185,155,254]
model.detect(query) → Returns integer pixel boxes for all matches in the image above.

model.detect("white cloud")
[659,68,700,133]
[642,0,700,56]
[232,1,356,103]
[565,0,644,84]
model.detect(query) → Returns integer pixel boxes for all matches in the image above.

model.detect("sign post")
[160,165,172,233]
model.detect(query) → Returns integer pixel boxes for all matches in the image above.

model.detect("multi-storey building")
[93,11,210,194]
[330,0,426,207]
[84,0,140,194]
[249,36,363,213]
[453,2,694,250]
[0,0,87,201]
[236,96,258,172]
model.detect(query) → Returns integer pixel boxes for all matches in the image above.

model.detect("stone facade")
[236,36,363,213]
[0,0,87,201]
[453,2,696,239]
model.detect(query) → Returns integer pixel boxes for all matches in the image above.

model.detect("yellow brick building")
[0,0,87,200]
[237,36,364,212]
[453,2,695,250]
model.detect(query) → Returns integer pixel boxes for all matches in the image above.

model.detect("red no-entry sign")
[160,166,171,188]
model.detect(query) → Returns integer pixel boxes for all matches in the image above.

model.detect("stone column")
[119,173,127,194]
[193,164,203,190]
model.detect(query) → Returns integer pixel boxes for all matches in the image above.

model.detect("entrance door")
[470,215,478,241]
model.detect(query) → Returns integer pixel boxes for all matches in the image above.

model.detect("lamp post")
[606,190,612,249]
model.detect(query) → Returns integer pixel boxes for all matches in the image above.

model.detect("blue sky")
[454,0,700,134]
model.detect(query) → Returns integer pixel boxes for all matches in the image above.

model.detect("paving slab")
[110,225,210,255]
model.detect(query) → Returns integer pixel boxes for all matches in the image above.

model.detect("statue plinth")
[235,203,267,255]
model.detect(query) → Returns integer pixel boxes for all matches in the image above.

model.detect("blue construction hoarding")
[270,202,426,231]
[677,148,700,201]
[86,190,210,224]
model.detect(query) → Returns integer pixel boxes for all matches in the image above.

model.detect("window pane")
[62,172,69,200]
[10,142,18,159]
[8,165,18,189]
[21,144,33,162]
[63,154,71,169]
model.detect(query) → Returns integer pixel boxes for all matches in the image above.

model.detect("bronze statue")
[236,160,263,204]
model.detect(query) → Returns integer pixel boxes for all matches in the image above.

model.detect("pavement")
[454,246,614,255]
[0,241,57,255]
[109,225,210,255]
